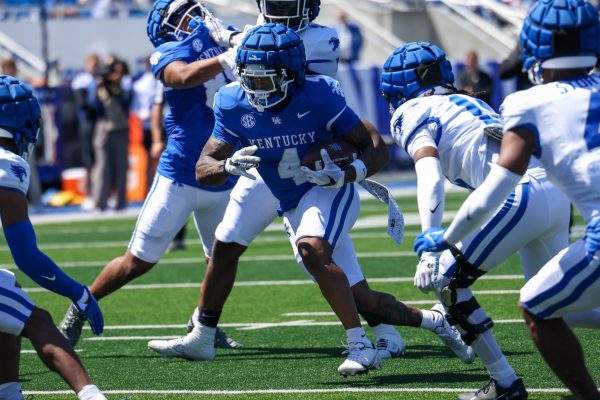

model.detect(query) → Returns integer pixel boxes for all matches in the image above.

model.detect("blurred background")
[1,0,584,211]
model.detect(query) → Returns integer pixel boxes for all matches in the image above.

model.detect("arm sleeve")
[211,92,240,146]
[444,163,522,244]
[415,156,444,230]
[4,220,84,301]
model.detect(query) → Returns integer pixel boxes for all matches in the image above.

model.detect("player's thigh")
[129,174,197,263]
[0,269,34,337]
[193,188,232,258]
[455,180,566,273]
[215,174,279,246]
[291,184,360,246]
[520,240,600,318]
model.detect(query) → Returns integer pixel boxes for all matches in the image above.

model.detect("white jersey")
[0,148,30,195]
[299,23,340,78]
[501,72,600,223]
[391,94,504,190]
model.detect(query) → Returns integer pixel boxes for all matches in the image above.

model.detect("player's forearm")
[444,164,521,244]
[415,157,444,230]
[163,58,224,89]
[352,120,389,181]
[196,156,229,185]
[4,220,84,301]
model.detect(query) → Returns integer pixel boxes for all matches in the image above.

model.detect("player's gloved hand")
[74,286,104,335]
[230,24,255,47]
[217,45,238,70]
[413,227,450,257]
[414,251,439,293]
[206,16,240,48]
[301,149,346,189]
[584,217,600,257]
[224,145,261,180]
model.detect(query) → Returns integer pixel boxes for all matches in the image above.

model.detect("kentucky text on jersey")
[248,132,316,149]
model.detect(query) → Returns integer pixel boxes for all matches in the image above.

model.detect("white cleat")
[431,303,476,364]
[148,324,216,361]
[337,341,381,376]
[376,330,405,360]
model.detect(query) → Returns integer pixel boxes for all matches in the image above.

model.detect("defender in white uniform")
[0,76,107,400]
[383,42,571,399]
[414,1,600,398]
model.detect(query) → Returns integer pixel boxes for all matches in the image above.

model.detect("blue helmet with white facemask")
[0,75,41,160]
[380,42,455,113]
[147,0,209,47]
[520,0,600,84]
[236,23,306,112]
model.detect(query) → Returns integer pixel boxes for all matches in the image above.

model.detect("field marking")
[20,277,524,293]
[83,318,525,336]
[23,388,575,395]
[21,349,82,354]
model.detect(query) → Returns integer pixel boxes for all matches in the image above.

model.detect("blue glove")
[413,227,451,257]
[74,286,104,335]
[584,217,600,257]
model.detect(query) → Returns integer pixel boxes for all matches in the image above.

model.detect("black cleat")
[458,378,528,400]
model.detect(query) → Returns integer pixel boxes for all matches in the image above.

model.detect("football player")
[152,0,406,361]
[59,0,241,349]
[413,0,600,398]
[0,76,106,400]
[382,41,577,399]
[149,23,475,375]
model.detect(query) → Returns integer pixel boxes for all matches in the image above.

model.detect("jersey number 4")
[278,148,307,185]
[584,91,600,151]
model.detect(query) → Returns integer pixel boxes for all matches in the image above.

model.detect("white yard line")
[20,276,524,292]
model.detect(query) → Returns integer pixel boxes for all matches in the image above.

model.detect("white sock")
[346,326,369,345]
[372,324,398,339]
[191,323,216,341]
[472,332,518,388]
[0,382,23,400]
[420,309,443,331]
[77,384,107,400]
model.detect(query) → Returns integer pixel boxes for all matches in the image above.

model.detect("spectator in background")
[334,11,362,64]
[91,57,132,212]
[1,59,18,77]
[72,53,100,201]
[131,55,159,188]
[458,50,494,105]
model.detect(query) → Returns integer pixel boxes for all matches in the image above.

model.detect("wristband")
[350,159,367,182]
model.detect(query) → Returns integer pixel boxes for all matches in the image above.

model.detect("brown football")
[301,139,360,170]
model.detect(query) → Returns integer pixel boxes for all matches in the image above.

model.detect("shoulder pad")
[0,149,29,195]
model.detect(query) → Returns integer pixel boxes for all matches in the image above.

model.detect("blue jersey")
[150,27,235,191]
[212,76,361,212]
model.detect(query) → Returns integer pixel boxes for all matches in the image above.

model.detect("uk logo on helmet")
[241,113,256,129]
[150,52,161,66]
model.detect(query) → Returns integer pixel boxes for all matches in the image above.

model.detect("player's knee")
[26,307,54,330]
[211,240,247,265]
[120,254,155,278]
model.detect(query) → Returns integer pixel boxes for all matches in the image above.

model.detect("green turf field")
[1,191,597,400]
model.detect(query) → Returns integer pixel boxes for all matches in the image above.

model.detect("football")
[301,139,360,171]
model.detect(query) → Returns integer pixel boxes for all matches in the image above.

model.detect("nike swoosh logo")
[40,274,56,281]
[430,201,441,214]
[297,111,311,118]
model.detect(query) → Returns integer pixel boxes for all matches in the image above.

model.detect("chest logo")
[193,39,204,53]
[272,117,282,125]
[241,113,256,129]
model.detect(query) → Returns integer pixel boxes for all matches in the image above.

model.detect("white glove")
[224,145,261,180]
[300,149,346,189]
[217,45,238,70]
[206,17,239,48]
[414,251,439,293]
[230,24,255,47]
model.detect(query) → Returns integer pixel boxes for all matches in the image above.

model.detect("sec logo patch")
[241,113,256,129]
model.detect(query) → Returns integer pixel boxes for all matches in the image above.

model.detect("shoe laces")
[342,341,373,360]
[376,337,394,351]
[61,304,86,330]
[475,379,495,395]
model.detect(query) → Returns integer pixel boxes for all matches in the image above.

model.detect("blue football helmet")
[236,23,306,111]
[0,75,41,160]
[520,0,600,84]
[147,0,209,47]
[256,0,320,32]
[380,42,455,113]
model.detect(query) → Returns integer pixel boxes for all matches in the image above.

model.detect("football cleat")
[337,341,381,376]
[431,303,476,364]
[376,330,405,360]
[186,308,243,348]
[58,303,87,346]
[148,324,216,361]
[458,378,528,400]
